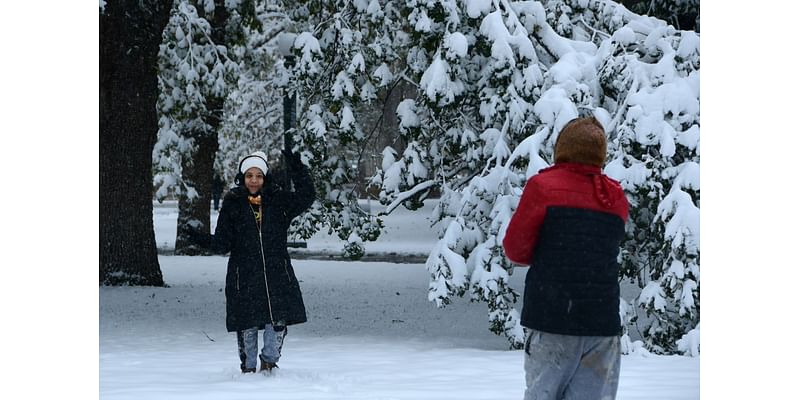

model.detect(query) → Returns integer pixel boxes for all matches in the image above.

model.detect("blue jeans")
[523,329,620,400]
[236,324,287,370]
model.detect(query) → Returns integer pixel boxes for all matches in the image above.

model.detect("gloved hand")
[282,148,303,170]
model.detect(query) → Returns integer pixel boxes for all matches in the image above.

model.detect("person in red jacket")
[503,117,629,400]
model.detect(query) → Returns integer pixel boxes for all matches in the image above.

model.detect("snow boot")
[241,367,257,374]
[260,360,278,374]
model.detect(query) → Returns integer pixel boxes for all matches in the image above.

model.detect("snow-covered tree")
[213,1,335,245]
[270,0,424,255]
[154,0,253,254]
[595,0,700,354]
[386,0,552,348]
[369,0,699,352]
[148,0,700,354]
[368,0,605,348]
[216,1,292,181]
[621,0,699,31]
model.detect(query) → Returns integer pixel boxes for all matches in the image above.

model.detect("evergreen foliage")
[366,0,700,352]
[149,0,700,354]
[154,0,246,201]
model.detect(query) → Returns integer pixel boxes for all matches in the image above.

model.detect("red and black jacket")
[503,163,629,336]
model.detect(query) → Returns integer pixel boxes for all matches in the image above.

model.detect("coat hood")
[546,162,625,209]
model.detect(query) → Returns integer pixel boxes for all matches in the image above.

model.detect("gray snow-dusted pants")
[523,329,620,400]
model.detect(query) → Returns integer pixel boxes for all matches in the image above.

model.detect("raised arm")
[282,150,316,219]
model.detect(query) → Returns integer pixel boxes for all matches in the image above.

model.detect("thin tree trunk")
[356,80,416,198]
[99,1,171,286]
[175,132,220,255]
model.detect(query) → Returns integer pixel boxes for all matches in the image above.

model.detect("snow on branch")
[380,180,437,216]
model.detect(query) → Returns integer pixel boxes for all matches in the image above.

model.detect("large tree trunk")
[175,1,229,255]
[100,1,171,286]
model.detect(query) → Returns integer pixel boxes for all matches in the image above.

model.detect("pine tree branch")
[577,16,611,42]
[379,180,436,215]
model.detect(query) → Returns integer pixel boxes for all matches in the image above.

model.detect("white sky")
[1,2,798,399]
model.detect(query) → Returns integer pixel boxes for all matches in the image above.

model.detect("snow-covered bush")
[371,0,700,352]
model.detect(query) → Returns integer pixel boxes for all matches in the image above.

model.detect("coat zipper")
[254,205,276,325]
[284,259,291,282]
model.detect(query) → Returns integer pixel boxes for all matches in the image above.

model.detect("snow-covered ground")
[98,201,700,399]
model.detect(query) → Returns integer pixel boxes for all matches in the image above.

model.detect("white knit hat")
[239,151,268,175]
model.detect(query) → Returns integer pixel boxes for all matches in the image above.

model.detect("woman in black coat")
[193,149,315,374]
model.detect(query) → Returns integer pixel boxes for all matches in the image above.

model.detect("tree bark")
[175,131,220,255]
[100,1,171,285]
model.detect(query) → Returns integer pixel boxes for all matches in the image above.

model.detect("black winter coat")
[210,164,315,332]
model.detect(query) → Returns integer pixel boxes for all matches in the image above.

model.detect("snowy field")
[98,201,699,399]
